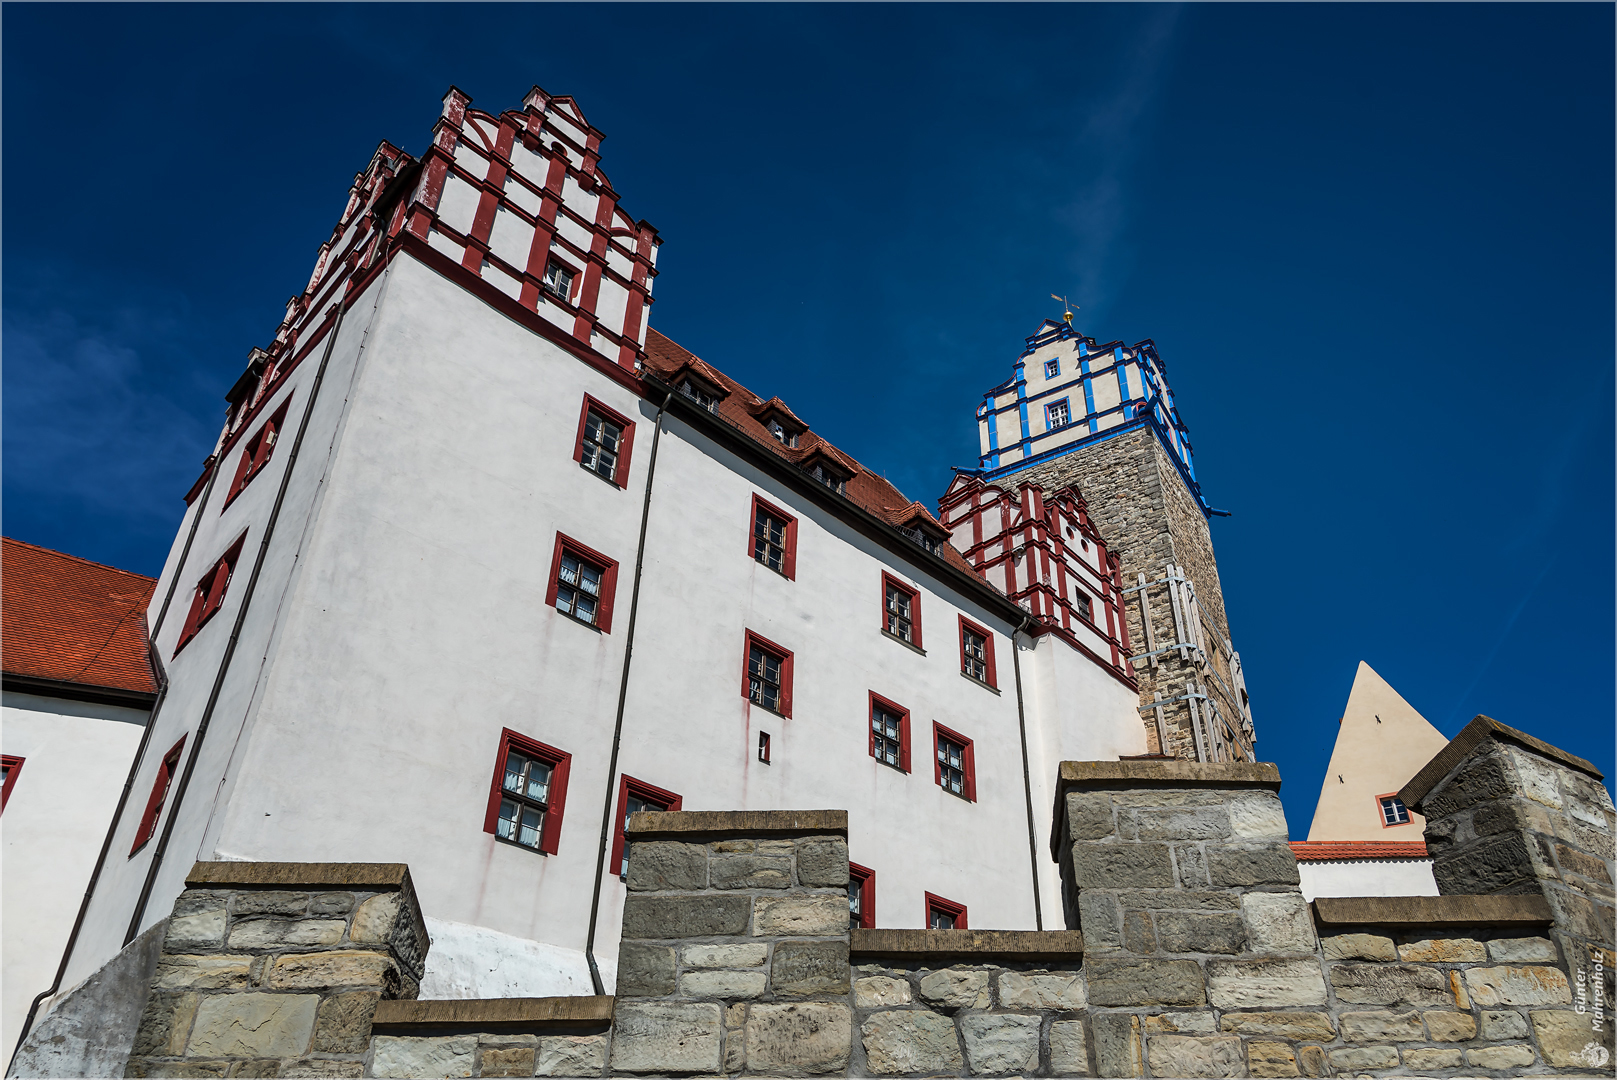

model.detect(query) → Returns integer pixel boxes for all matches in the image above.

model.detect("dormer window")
[679,378,721,413]
[766,419,799,448]
[543,261,576,302]
[903,526,945,555]
[808,461,847,494]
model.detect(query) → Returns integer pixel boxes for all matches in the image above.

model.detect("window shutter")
[963,740,977,803]
[539,751,571,855]
[898,712,911,773]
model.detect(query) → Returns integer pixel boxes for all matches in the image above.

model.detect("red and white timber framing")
[939,474,1135,689]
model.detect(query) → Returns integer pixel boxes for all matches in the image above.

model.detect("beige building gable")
[1306,661,1450,841]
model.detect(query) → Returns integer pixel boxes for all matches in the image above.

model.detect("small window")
[1074,589,1093,623]
[1045,359,1060,378]
[744,631,793,717]
[902,525,944,555]
[1379,794,1411,827]
[882,574,922,649]
[572,396,635,487]
[131,736,187,855]
[0,755,23,813]
[483,730,572,855]
[224,399,291,508]
[175,533,248,656]
[679,378,720,413]
[926,892,967,930]
[808,461,846,494]
[959,616,997,688]
[869,692,910,772]
[546,534,620,633]
[543,260,576,302]
[612,775,683,878]
[767,419,799,448]
[933,722,977,802]
[1047,399,1071,429]
[849,862,876,929]
[758,731,771,764]
[751,495,797,579]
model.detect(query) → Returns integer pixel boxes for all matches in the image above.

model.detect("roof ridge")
[2,536,157,584]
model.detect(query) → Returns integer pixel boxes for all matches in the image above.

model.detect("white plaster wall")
[1,693,148,1053]
[418,917,596,998]
[1296,859,1439,902]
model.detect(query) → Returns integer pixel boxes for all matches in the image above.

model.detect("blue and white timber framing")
[971,319,1224,519]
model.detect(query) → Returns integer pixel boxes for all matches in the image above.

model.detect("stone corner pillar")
[124,860,429,1079]
[611,809,852,1077]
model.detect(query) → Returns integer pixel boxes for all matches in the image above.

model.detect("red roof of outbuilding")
[2,538,158,696]
[1289,840,1430,861]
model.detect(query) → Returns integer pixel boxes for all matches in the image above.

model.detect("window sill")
[939,786,975,804]
[871,756,908,776]
[881,629,925,656]
[748,699,789,719]
[960,671,1001,695]
[492,834,551,855]
[752,558,792,581]
[556,610,604,633]
[579,461,624,489]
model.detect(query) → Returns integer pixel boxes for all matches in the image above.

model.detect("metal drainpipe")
[6,448,225,1073]
[583,391,670,996]
[1010,613,1044,930]
[122,292,355,947]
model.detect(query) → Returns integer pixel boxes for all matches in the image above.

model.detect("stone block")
[1533,1009,1613,1068]
[1089,957,1205,1006]
[1175,844,1211,887]
[1123,889,1242,912]
[1067,792,1117,840]
[726,1001,747,1028]
[1450,969,1471,1010]
[999,972,1086,1010]
[917,968,990,1008]
[1326,1045,1397,1071]
[748,1005,848,1075]
[371,1035,477,1078]
[860,1009,963,1074]
[712,839,755,853]
[1395,935,1485,962]
[1206,958,1326,1008]
[227,918,346,949]
[680,969,767,998]
[269,951,395,991]
[1123,910,1156,953]
[1295,1045,1326,1078]
[1328,962,1453,1007]
[709,855,791,890]
[535,1034,607,1077]
[1079,893,1122,950]
[1465,1042,1537,1068]
[1146,1035,1246,1078]
[125,1064,227,1078]
[1206,845,1299,887]
[1154,911,1246,954]
[153,954,253,990]
[233,891,308,916]
[309,892,354,916]
[756,838,796,854]
[1320,933,1396,961]
[1071,842,1175,889]
[281,1062,363,1078]
[609,1002,723,1074]
[1132,807,1231,841]
[620,894,750,939]
[1246,1039,1298,1078]
[682,943,767,969]
[1402,1047,1461,1069]
[1489,935,1557,962]
[1091,1012,1141,1078]
[1339,1010,1423,1042]
[855,975,912,1007]
[753,894,847,936]
[1227,793,1290,840]
[349,893,399,943]
[165,908,227,948]
[1243,893,1315,954]
[1463,964,1573,1006]
[771,940,850,995]
[625,842,708,892]
[186,993,318,1057]
[1218,1012,1334,1040]
[616,943,675,997]
[311,991,379,1053]
[479,1047,535,1077]
[961,1013,1041,1075]
[796,838,850,886]
[1423,1010,1476,1041]
[1049,1019,1088,1076]
[131,991,200,1056]
[723,1026,746,1073]
[1143,1013,1217,1034]
[1480,1008,1529,1038]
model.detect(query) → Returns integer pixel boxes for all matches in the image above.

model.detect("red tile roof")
[2,538,158,696]
[644,329,980,577]
[1289,840,1430,861]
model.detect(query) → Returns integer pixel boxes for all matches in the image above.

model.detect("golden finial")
[1050,294,1078,326]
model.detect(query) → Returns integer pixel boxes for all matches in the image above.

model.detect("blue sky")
[5,4,1612,829]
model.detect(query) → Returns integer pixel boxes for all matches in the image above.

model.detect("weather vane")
[1050,294,1078,327]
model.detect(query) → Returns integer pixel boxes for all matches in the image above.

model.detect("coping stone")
[372,996,614,1029]
[624,809,847,838]
[185,861,411,889]
[1058,760,1282,791]
[1313,895,1553,929]
[850,928,1083,961]
[1401,714,1603,809]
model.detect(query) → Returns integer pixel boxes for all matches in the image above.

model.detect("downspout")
[583,391,670,995]
[7,451,223,1072]
[1010,612,1044,930]
[123,293,354,947]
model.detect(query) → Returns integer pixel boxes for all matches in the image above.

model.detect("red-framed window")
[743,630,794,717]
[758,731,772,765]
[933,722,977,802]
[1378,793,1412,828]
[612,775,683,878]
[482,729,573,855]
[881,573,922,649]
[545,533,620,633]
[959,615,997,688]
[869,692,910,772]
[0,755,23,813]
[131,736,187,855]
[750,494,798,580]
[572,395,636,487]
[926,892,967,929]
[849,862,876,929]
[223,400,291,508]
[175,533,248,656]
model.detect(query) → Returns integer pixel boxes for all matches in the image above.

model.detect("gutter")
[1009,614,1043,930]
[0,674,157,711]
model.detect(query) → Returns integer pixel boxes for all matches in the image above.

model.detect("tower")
[960,318,1255,762]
